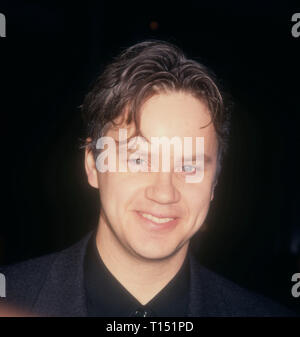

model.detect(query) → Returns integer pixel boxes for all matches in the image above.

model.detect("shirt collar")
[84,233,190,317]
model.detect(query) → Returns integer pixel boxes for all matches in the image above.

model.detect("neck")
[96,217,189,305]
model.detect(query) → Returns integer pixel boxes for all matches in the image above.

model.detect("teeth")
[141,213,174,224]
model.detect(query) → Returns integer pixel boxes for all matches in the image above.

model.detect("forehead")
[139,92,215,140]
[106,92,218,150]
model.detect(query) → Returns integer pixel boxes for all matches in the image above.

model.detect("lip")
[136,210,180,219]
[135,211,179,231]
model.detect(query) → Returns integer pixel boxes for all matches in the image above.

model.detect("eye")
[127,155,149,172]
[182,165,196,173]
[135,158,144,165]
[129,157,146,166]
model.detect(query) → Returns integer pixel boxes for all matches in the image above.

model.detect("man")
[0,40,294,317]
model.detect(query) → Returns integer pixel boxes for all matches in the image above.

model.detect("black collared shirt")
[84,234,190,317]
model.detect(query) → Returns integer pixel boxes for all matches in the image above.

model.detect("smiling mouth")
[140,213,174,224]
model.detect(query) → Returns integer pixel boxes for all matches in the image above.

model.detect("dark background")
[0,1,299,313]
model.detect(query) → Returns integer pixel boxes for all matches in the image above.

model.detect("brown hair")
[81,40,231,170]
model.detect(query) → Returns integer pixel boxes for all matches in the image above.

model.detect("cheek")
[190,192,211,218]
[182,180,214,226]
[99,173,143,218]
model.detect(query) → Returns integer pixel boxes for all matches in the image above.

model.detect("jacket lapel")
[33,232,93,317]
[187,253,228,317]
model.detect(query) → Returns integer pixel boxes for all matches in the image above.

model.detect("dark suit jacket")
[0,232,295,317]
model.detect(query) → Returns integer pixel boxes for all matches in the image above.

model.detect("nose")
[145,172,181,204]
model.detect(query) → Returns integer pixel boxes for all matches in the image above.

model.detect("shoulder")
[0,232,92,312]
[0,252,58,311]
[188,254,297,317]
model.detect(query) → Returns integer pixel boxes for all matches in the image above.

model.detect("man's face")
[86,91,218,260]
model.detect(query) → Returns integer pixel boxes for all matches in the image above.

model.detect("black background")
[0,1,299,313]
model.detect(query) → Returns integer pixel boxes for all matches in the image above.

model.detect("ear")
[84,142,99,189]
[210,179,218,201]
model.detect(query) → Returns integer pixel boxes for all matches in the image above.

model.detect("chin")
[130,242,183,261]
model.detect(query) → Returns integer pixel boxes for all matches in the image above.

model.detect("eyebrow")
[126,148,212,164]
[183,154,212,164]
